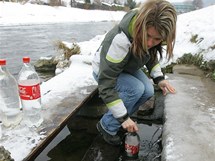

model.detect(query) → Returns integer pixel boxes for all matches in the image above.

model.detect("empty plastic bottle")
[0,59,22,127]
[124,132,140,160]
[0,121,2,139]
[18,57,43,127]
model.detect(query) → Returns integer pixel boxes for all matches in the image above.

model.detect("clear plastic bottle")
[0,59,22,127]
[18,57,43,127]
[124,132,140,160]
[0,121,2,139]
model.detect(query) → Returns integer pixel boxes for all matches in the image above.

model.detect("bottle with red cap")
[18,57,43,127]
[0,59,22,127]
[124,132,140,160]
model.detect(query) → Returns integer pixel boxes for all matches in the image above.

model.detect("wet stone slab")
[162,65,215,161]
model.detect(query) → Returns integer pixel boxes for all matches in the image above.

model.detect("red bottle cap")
[23,57,30,63]
[0,59,6,65]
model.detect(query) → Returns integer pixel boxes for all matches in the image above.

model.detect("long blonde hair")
[132,0,177,61]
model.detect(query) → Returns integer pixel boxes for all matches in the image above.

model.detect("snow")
[0,2,125,26]
[162,74,215,161]
[0,2,215,161]
[172,5,215,62]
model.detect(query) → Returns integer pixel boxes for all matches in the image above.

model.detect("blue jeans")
[93,69,154,135]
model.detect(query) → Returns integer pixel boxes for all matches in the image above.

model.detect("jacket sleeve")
[146,56,165,84]
[97,32,131,119]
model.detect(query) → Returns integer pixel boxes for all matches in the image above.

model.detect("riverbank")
[0,2,125,26]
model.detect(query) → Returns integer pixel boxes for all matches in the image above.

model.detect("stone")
[0,146,14,161]
[34,56,57,72]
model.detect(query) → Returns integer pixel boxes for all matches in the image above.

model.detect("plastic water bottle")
[0,59,22,127]
[0,121,2,139]
[18,57,43,127]
[124,132,140,160]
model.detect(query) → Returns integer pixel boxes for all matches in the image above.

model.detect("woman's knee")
[145,83,154,98]
[118,80,145,107]
[135,82,146,97]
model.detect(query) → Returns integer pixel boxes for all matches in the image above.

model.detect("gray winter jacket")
[92,9,164,119]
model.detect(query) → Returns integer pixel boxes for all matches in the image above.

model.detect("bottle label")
[125,143,140,156]
[18,83,41,100]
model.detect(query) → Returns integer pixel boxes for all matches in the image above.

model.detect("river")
[0,21,116,77]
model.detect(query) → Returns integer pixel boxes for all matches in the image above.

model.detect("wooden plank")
[23,85,98,161]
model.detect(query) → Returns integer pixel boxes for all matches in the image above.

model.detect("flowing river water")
[0,21,116,77]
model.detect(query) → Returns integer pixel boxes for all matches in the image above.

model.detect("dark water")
[34,117,162,161]
[35,93,163,161]
[0,21,116,77]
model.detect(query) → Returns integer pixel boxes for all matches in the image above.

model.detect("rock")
[172,64,204,77]
[34,42,81,75]
[34,56,57,73]
[0,146,14,161]
[132,91,165,122]
[136,95,155,116]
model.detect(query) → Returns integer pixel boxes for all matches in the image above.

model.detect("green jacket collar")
[119,9,138,42]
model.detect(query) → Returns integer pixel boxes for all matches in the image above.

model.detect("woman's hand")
[158,79,176,95]
[121,117,138,132]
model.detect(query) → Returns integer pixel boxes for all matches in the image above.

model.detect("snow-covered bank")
[172,5,215,63]
[0,2,126,26]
